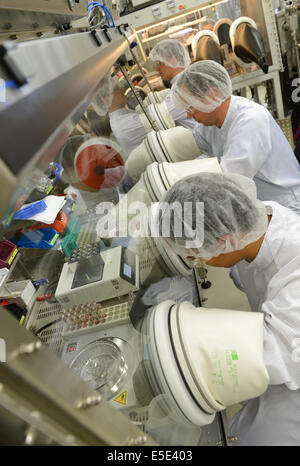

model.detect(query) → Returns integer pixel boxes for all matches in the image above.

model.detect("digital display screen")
[123,263,132,278]
[120,247,135,285]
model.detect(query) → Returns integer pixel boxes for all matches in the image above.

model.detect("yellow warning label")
[114,390,127,405]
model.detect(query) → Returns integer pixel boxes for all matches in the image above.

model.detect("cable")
[87,2,110,26]
[39,279,59,304]
[103,5,115,27]
[34,318,62,336]
[88,10,109,28]
[88,4,110,28]
[87,2,115,28]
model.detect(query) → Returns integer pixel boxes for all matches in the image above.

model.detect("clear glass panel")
[1,0,275,442]
[137,0,271,82]
[2,63,224,445]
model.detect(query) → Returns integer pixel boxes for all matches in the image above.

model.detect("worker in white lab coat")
[108,39,197,157]
[171,60,300,214]
[157,172,300,445]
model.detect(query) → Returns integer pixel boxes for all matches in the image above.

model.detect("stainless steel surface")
[0,309,157,445]
[0,30,128,169]
[260,0,285,72]
[228,1,285,118]
[31,306,64,357]
[240,0,273,65]
[0,404,57,445]
[0,0,87,15]
[201,414,230,446]
[76,395,102,409]
[275,1,300,78]
[117,0,224,30]
[0,0,88,39]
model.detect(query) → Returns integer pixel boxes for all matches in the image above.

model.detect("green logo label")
[231,350,239,361]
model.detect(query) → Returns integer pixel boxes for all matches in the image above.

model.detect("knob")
[201,280,212,289]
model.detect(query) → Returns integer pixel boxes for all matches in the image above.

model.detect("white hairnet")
[149,39,191,69]
[93,73,119,116]
[199,17,216,30]
[157,172,268,262]
[172,60,232,113]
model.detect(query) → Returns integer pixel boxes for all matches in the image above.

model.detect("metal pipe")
[117,61,159,131]
[120,25,155,94]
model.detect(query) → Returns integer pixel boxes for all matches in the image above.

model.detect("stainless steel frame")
[0,309,157,446]
[0,0,89,39]
[0,0,87,16]
[0,29,128,174]
[0,28,129,220]
[0,3,232,446]
[233,0,285,118]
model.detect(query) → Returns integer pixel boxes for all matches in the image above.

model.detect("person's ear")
[206,86,222,103]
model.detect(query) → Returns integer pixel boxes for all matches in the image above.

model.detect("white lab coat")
[109,74,197,156]
[229,385,300,446]
[193,95,300,213]
[229,201,300,445]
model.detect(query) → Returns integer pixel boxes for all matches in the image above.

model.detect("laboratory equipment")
[68,242,102,264]
[1,0,294,447]
[214,18,233,50]
[55,246,139,307]
[125,86,148,110]
[0,279,35,307]
[136,89,170,110]
[61,298,132,337]
[191,30,223,64]
[74,137,126,190]
[119,157,221,283]
[139,101,176,132]
[61,295,141,411]
[25,163,64,204]
[125,126,201,183]
[213,18,239,76]
[230,16,269,73]
[135,299,269,426]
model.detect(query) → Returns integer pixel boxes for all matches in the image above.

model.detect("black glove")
[129,285,152,330]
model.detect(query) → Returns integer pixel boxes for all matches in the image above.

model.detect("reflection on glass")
[3,8,272,440]
[0,56,223,446]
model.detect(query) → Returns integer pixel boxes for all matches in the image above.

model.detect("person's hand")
[129,285,151,330]
[108,87,128,113]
